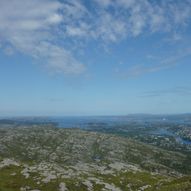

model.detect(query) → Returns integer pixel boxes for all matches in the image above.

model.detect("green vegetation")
[0,124,191,190]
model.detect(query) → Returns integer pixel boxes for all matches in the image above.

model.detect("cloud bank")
[0,0,191,74]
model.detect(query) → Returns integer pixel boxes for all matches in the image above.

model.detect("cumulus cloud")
[0,0,191,74]
[93,0,191,38]
[0,0,85,74]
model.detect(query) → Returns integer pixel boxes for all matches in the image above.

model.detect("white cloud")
[141,86,191,98]
[93,0,191,39]
[0,0,191,75]
[35,42,85,74]
[0,0,85,74]
[65,22,89,37]
[117,47,191,78]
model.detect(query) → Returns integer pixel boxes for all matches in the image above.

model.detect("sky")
[0,0,191,116]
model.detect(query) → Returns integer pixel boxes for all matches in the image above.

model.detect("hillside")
[0,125,191,191]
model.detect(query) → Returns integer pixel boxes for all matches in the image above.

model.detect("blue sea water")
[41,116,132,128]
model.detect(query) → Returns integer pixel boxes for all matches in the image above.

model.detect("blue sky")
[0,0,191,116]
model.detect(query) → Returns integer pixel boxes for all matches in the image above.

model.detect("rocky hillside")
[0,125,191,191]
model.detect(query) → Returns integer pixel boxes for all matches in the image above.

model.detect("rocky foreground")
[0,125,191,191]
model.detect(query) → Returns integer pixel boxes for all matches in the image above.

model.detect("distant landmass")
[0,114,191,190]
